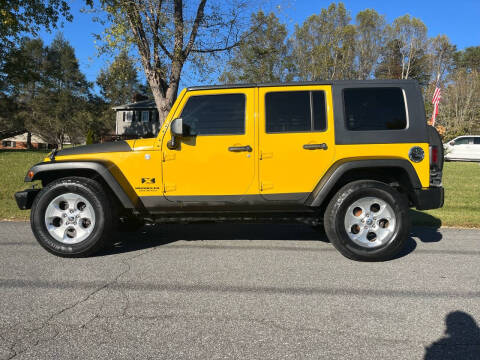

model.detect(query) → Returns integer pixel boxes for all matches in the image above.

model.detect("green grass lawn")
[0,150,47,220]
[1,149,479,227]
[410,161,480,228]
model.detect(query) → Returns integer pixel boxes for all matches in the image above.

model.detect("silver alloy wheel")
[44,193,96,244]
[344,196,396,248]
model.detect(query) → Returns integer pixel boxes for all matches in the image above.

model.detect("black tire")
[30,177,113,257]
[324,180,410,261]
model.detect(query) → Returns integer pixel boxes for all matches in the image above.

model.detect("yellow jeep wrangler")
[15,80,444,261]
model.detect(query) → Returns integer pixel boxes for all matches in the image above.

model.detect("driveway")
[0,222,479,359]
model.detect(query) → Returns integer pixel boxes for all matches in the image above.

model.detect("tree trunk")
[146,62,182,125]
[26,131,32,149]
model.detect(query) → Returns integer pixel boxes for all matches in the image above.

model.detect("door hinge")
[260,151,273,160]
[163,152,176,162]
[164,183,176,192]
[260,182,273,191]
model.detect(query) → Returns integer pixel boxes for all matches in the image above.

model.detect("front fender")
[25,161,139,210]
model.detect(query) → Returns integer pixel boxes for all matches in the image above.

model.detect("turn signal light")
[27,171,34,179]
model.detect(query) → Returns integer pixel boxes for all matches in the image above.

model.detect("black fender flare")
[25,161,139,210]
[305,158,422,207]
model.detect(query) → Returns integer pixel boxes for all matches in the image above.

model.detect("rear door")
[258,86,335,200]
[473,137,480,160]
[452,137,471,159]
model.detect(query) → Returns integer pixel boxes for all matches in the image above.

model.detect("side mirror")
[167,118,183,150]
[449,140,455,146]
[170,118,184,137]
[167,118,196,149]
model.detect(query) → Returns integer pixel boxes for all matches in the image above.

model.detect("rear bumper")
[414,187,444,210]
[14,189,40,210]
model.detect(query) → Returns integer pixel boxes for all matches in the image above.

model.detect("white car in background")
[444,135,480,162]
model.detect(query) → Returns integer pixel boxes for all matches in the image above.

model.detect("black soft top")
[187,79,418,91]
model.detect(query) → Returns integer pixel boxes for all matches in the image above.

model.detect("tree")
[355,9,385,80]
[219,11,294,84]
[30,34,91,147]
[96,0,253,124]
[0,0,75,64]
[375,39,403,80]
[429,35,456,85]
[0,38,46,146]
[293,2,356,81]
[96,51,143,106]
[438,69,480,138]
[387,15,429,80]
[455,46,480,73]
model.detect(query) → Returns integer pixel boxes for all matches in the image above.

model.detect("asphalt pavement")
[0,221,479,359]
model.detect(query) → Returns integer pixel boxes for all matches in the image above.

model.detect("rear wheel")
[31,177,113,257]
[324,180,409,261]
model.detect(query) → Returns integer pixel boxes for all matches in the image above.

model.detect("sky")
[38,0,480,92]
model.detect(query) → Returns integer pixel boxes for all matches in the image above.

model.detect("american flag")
[431,86,441,126]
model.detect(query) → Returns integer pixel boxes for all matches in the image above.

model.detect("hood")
[55,141,133,157]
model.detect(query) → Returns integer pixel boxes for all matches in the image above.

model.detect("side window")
[141,111,149,123]
[474,138,480,145]
[344,87,407,131]
[265,91,327,133]
[180,94,245,135]
[124,111,133,122]
[455,137,469,145]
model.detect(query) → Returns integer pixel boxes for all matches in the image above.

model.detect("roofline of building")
[112,99,156,110]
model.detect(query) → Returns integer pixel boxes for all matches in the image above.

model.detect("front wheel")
[324,180,410,261]
[30,177,113,257]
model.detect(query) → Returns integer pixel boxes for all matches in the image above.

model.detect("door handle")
[303,143,328,150]
[228,145,252,152]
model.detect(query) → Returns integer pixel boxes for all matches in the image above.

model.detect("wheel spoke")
[344,196,397,249]
[45,203,63,219]
[81,205,95,221]
[345,211,361,229]
[375,202,391,219]
[44,193,96,244]
[48,223,67,240]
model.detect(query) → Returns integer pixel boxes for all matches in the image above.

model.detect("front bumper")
[14,189,41,210]
[414,187,444,210]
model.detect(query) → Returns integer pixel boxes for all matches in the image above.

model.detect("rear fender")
[306,159,422,207]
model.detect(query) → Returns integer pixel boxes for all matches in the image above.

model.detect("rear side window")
[180,94,245,135]
[474,138,480,144]
[266,91,327,133]
[455,137,470,145]
[343,88,407,131]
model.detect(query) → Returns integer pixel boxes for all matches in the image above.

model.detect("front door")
[258,86,335,200]
[161,89,256,202]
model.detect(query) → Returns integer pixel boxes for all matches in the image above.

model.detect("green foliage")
[220,11,294,84]
[355,9,385,79]
[86,128,94,144]
[96,50,143,106]
[293,2,356,81]
[0,0,73,53]
[376,15,430,84]
[455,46,480,73]
[28,34,92,147]
[1,34,96,147]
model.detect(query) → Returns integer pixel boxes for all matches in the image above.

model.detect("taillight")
[431,146,438,164]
